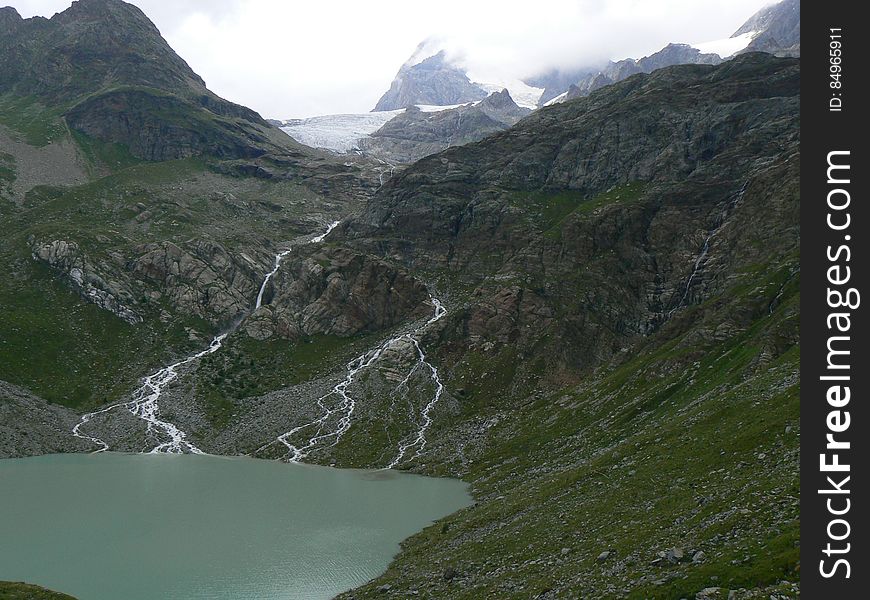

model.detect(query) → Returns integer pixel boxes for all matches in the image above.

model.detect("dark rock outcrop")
[246,248,431,340]
[64,89,269,161]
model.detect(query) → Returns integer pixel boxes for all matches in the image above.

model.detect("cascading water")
[258,297,448,468]
[71,221,340,453]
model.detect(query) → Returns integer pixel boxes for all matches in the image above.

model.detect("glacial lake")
[0,453,471,600]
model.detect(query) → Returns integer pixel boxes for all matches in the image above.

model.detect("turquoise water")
[0,453,470,600]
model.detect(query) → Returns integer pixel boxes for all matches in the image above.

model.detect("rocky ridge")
[360,89,531,164]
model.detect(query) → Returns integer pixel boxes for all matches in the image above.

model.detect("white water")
[255,220,339,310]
[668,183,748,317]
[72,221,340,454]
[259,297,448,468]
[386,298,447,468]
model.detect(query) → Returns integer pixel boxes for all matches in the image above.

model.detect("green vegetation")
[0,152,15,185]
[344,254,800,598]
[0,133,332,410]
[512,182,648,239]
[69,129,142,174]
[574,181,648,216]
[195,333,367,426]
[0,95,68,146]
[0,582,77,600]
[0,257,202,408]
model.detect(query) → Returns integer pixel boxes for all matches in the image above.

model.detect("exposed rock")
[32,239,142,323]
[342,54,799,375]
[65,89,269,161]
[251,247,432,339]
[129,239,261,323]
[361,90,531,164]
[565,43,722,101]
[665,547,686,563]
[735,0,800,58]
[374,46,488,111]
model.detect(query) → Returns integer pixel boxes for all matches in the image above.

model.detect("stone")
[665,547,685,563]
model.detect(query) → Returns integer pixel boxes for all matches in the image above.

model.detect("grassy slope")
[340,239,800,598]
[0,104,338,410]
[0,582,77,600]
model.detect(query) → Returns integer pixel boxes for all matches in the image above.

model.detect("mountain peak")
[0,0,208,103]
[373,45,487,111]
[734,0,800,57]
[0,6,22,32]
[480,88,517,110]
[55,0,155,27]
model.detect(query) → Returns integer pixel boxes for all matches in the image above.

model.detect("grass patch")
[0,258,201,409]
[0,582,77,600]
[195,333,364,426]
[510,182,648,240]
[70,129,142,174]
[0,95,67,146]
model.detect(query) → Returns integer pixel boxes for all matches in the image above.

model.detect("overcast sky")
[10,0,772,118]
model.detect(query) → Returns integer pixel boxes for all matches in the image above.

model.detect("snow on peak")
[471,77,544,110]
[543,91,569,107]
[693,31,757,58]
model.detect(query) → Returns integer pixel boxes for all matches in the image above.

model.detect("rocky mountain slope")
[0,0,393,415]
[564,43,723,100]
[274,89,530,165]
[279,1,798,169]
[31,52,797,598]
[735,0,800,57]
[324,52,798,598]
[359,89,531,164]
[560,0,799,103]
[0,0,285,161]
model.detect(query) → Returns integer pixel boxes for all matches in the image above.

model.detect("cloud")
[8,0,773,118]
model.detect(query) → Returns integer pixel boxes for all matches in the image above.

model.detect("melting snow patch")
[693,31,756,58]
